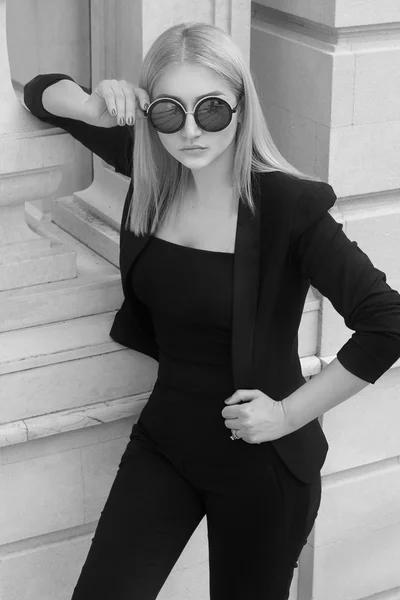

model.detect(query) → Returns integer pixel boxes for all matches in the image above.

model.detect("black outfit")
[24,74,400,600]
[73,236,321,600]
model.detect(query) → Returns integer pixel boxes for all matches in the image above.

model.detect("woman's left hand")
[221,389,293,443]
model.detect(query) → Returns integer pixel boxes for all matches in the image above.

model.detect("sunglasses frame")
[144,95,239,134]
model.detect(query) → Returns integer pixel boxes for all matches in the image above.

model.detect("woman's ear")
[237,109,243,126]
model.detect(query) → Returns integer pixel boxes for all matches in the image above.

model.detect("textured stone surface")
[254,0,400,27]
[317,462,400,546]
[254,0,336,27]
[321,365,400,474]
[0,395,148,448]
[251,16,400,194]
[0,418,133,467]
[0,241,76,291]
[353,48,400,125]
[52,195,121,267]
[329,121,400,197]
[0,220,122,333]
[0,312,119,367]
[158,560,210,600]
[0,449,84,545]
[312,522,400,600]
[0,533,91,600]
[251,23,334,127]
[7,0,91,85]
[0,347,157,423]
[0,530,210,600]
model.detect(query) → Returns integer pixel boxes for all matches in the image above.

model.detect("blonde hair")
[127,21,319,235]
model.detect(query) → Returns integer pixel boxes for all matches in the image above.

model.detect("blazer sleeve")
[290,182,400,384]
[23,73,133,177]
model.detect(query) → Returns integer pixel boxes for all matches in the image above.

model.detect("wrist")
[281,394,306,433]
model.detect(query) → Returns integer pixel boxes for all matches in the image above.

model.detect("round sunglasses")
[144,96,239,134]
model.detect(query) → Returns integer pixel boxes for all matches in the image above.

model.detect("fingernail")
[127,116,133,125]
[119,117,125,125]
[143,103,149,112]
[111,109,117,116]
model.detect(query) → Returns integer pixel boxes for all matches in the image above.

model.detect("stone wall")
[250,2,400,598]
[7,0,92,216]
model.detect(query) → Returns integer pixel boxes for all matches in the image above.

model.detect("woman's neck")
[185,184,237,216]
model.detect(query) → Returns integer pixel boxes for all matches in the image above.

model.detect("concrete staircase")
[0,218,158,449]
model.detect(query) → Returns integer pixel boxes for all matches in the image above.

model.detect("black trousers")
[71,421,322,600]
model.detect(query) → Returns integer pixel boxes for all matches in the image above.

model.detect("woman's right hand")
[83,79,150,128]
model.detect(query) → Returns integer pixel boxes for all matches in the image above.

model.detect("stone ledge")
[0,220,121,333]
[0,312,121,374]
[53,195,120,267]
[0,356,321,448]
[358,586,400,600]
[0,393,149,448]
[320,355,400,372]
[0,521,95,559]
[252,2,400,39]
[0,241,76,292]
[0,273,122,333]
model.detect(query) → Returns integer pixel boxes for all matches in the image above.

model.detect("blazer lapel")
[231,174,262,391]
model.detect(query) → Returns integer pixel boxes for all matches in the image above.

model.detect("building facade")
[1,1,400,598]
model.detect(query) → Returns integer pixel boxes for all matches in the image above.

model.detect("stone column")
[0,0,76,292]
[52,0,251,266]
[251,2,400,599]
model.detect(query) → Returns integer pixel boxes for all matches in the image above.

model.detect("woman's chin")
[179,153,212,168]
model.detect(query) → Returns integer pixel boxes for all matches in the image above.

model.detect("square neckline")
[151,235,235,255]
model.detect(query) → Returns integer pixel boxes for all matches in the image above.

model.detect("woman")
[24,22,400,600]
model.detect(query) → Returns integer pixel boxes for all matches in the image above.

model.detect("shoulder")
[256,170,334,204]
[255,170,337,238]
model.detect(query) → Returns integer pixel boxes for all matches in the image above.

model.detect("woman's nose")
[182,112,201,138]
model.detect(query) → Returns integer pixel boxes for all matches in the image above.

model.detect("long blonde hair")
[127,21,319,235]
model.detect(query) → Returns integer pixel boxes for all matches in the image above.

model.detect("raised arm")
[23,73,134,177]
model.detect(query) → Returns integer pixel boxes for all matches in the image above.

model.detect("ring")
[230,429,240,441]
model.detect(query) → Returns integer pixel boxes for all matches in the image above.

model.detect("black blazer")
[24,74,400,484]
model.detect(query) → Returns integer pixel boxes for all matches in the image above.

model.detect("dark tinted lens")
[149,100,184,133]
[196,98,231,131]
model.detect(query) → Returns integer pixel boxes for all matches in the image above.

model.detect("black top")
[131,235,243,463]
[132,236,235,388]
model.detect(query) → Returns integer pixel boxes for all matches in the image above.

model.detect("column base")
[53,195,120,267]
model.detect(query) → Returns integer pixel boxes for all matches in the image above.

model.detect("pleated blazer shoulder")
[24,73,400,485]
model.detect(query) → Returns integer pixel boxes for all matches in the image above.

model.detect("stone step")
[0,310,158,425]
[0,312,120,372]
[1,220,123,333]
[0,240,76,292]
[0,271,123,333]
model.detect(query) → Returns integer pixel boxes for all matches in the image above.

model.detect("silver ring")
[230,429,240,441]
